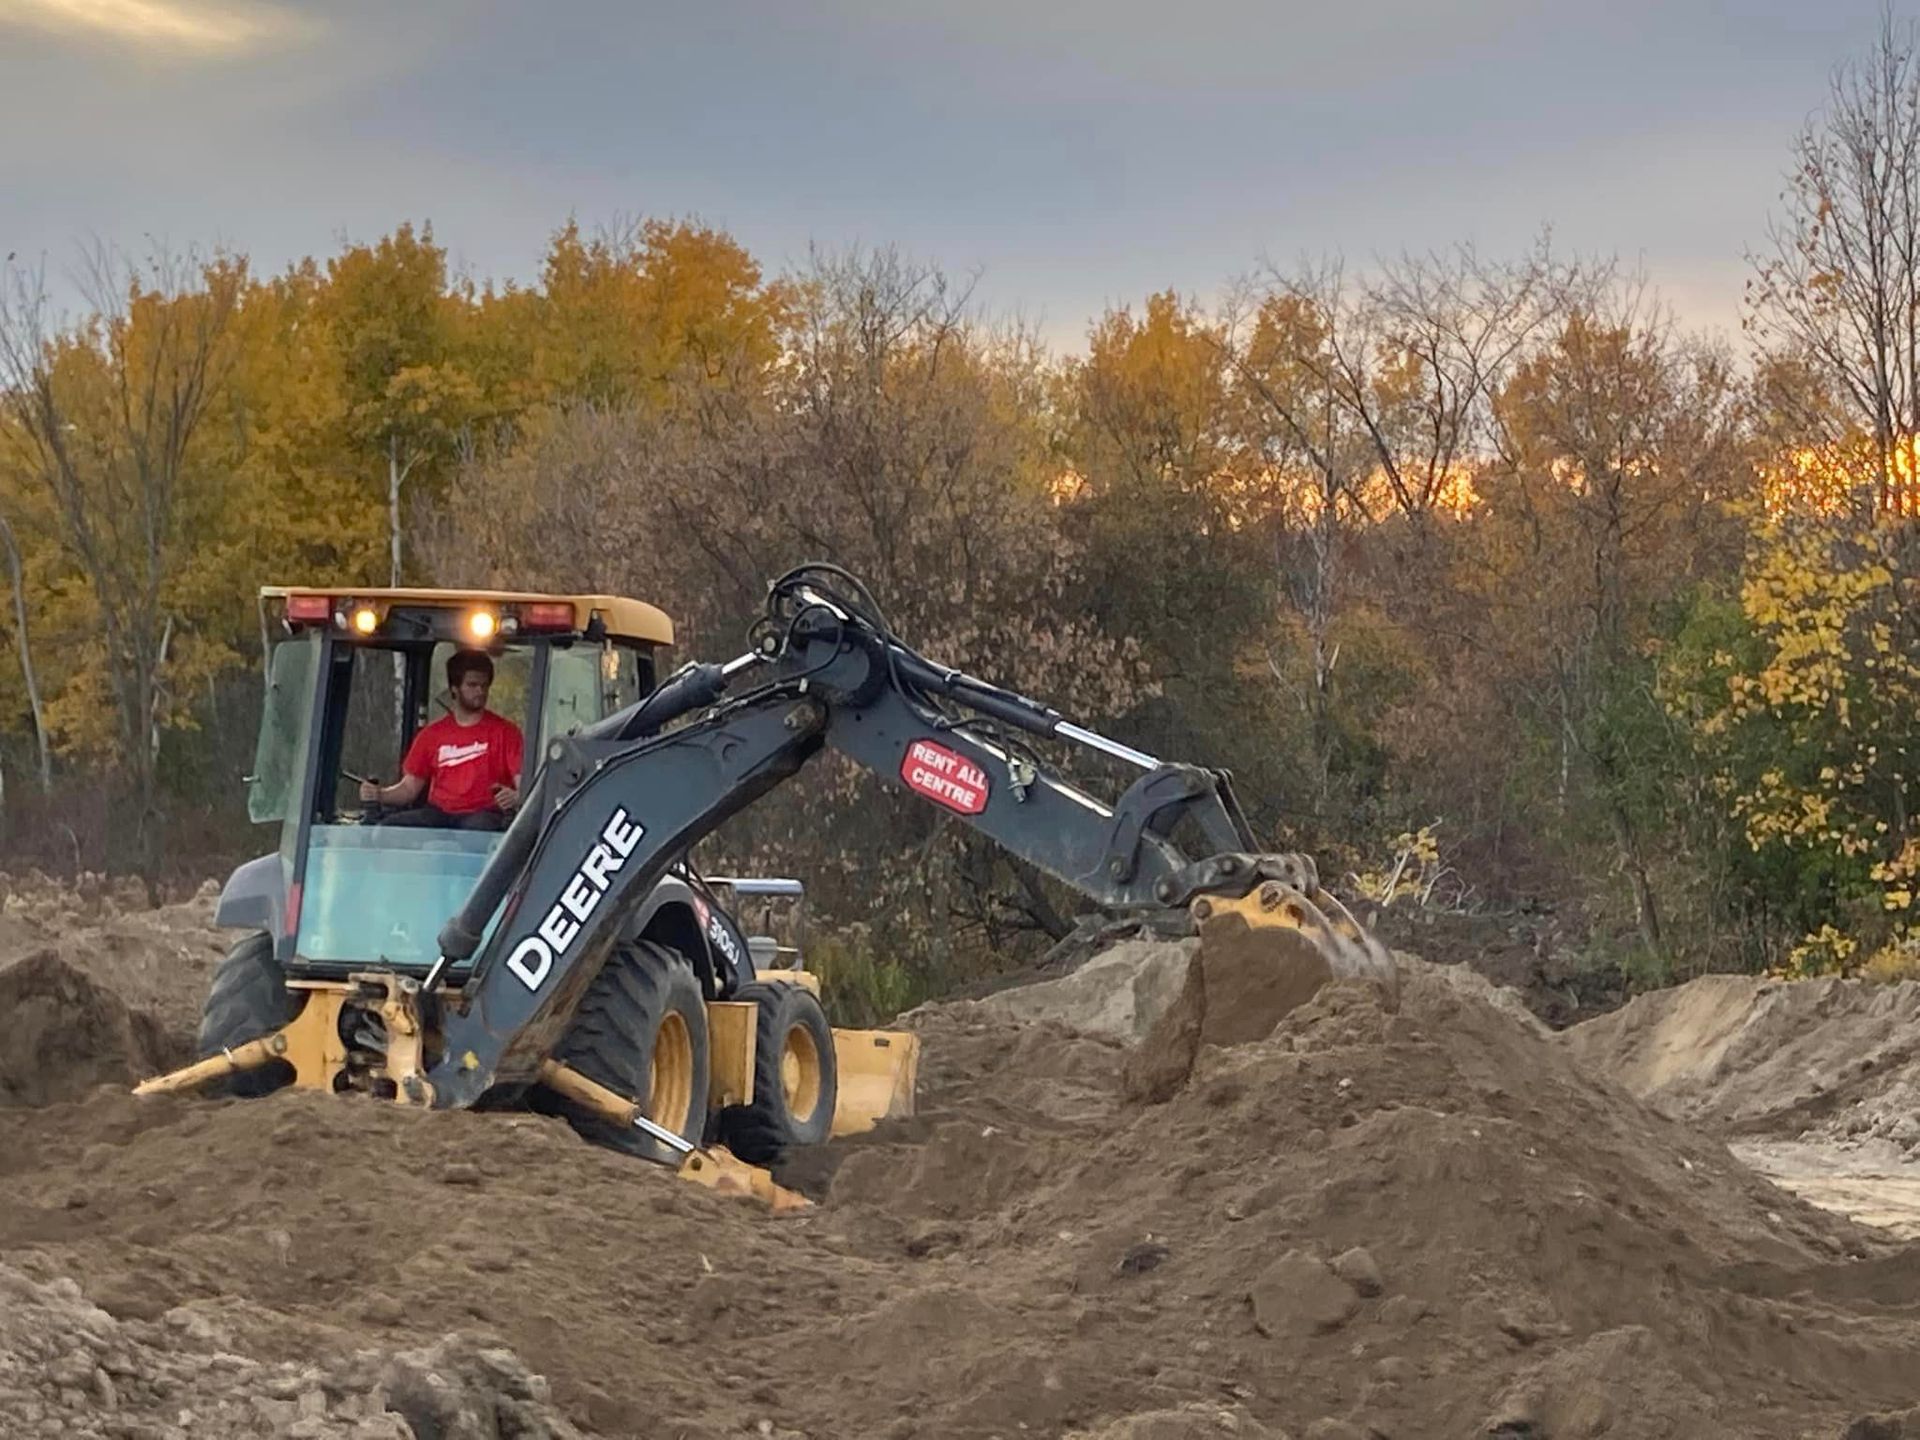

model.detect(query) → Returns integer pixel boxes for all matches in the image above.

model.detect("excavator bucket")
[1127,858,1400,1104]
[1189,869,1399,1032]
[829,1027,921,1137]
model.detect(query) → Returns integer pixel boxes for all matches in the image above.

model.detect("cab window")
[543,642,603,744]
[605,643,646,713]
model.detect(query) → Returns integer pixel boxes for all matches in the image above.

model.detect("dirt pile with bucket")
[2,892,1919,1436]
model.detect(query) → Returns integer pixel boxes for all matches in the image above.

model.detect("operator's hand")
[358,779,381,803]
[493,783,520,813]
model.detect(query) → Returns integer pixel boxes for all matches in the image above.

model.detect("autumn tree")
[1053,292,1281,815]
[1467,293,1747,954]
[518,217,795,414]
[316,224,485,584]
[0,247,246,875]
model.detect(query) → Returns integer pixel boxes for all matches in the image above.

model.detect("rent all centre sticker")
[901,738,990,814]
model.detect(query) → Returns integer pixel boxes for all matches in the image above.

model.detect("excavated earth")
[1565,972,1920,1241]
[1,874,1918,1438]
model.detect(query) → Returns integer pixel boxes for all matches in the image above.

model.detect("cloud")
[0,0,312,56]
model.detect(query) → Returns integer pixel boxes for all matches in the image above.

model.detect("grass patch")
[807,926,933,1027]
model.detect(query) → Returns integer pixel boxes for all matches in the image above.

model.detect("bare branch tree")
[1749,4,1920,515]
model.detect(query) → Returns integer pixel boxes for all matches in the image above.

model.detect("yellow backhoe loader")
[136,564,1391,1206]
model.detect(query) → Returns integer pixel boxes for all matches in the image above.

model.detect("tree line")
[7,18,1920,998]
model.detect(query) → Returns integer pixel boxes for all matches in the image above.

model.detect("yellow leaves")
[1785,923,1858,977]
[527,218,794,412]
[1354,823,1446,907]
[1697,495,1920,916]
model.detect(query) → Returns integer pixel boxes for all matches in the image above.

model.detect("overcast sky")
[0,0,1898,352]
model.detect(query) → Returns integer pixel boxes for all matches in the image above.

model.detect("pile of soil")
[0,953,184,1106]
[0,870,229,1039]
[1565,973,1920,1149]
[0,871,224,1106]
[1565,972,1920,1240]
[3,920,1918,1438]
[934,936,1198,1041]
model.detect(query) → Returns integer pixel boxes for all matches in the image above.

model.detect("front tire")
[548,939,711,1165]
[716,982,838,1164]
[194,932,304,1097]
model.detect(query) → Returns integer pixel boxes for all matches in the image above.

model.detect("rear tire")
[194,932,304,1097]
[716,982,838,1164]
[549,939,711,1165]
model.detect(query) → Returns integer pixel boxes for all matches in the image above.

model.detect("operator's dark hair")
[447,649,494,688]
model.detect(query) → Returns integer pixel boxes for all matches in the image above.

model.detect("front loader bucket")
[829,1028,921,1137]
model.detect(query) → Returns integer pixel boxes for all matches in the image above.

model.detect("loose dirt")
[2,889,1918,1437]
[0,870,228,1040]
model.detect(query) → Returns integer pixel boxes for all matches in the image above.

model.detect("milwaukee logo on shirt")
[402,711,525,815]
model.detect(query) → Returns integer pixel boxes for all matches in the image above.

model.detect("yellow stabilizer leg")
[829,1028,920,1137]
[133,1036,282,1096]
[679,1147,814,1214]
[133,983,357,1098]
[537,1059,812,1212]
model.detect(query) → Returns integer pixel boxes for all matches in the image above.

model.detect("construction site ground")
[2,875,1919,1438]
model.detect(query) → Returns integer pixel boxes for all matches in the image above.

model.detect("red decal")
[901,739,990,814]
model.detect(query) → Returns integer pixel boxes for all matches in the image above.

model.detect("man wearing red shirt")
[359,650,524,830]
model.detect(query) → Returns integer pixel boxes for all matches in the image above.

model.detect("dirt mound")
[1116,920,1402,1104]
[2,925,1917,1437]
[0,870,229,1043]
[831,955,1919,1437]
[944,936,1198,1040]
[1565,972,1920,1149]
[1565,972,1920,1238]
[0,952,183,1105]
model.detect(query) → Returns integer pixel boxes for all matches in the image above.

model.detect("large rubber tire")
[716,982,838,1164]
[194,932,305,1097]
[549,939,711,1165]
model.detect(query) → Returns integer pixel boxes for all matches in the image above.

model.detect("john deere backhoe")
[139,563,1392,1202]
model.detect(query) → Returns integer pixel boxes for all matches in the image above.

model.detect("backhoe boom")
[426,566,1353,1110]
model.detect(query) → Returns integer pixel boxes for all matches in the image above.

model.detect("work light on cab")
[351,606,379,635]
[467,609,498,641]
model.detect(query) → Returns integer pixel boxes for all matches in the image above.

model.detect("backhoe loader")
[137,564,1393,1204]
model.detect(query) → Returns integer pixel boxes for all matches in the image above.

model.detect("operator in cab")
[359,650,524,830]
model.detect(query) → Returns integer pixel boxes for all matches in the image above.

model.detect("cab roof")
[261,586,674,645]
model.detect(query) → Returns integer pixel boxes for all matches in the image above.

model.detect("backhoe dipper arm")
[424,571,1276,1109]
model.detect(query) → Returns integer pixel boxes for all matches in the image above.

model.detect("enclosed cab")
[231,588,686,976]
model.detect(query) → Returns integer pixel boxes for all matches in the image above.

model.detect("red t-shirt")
[402,711,524,815]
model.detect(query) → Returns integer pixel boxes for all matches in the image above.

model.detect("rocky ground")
[0,873,1917,1437]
